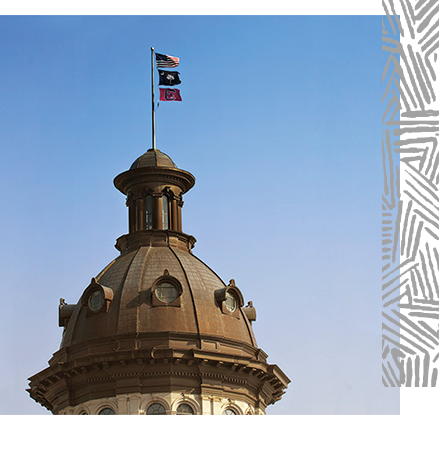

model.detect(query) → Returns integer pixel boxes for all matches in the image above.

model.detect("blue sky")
[0,15,399,414]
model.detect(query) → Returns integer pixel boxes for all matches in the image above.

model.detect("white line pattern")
[382,0,439,387]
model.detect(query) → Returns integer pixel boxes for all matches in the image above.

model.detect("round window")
[88,289,104,312]
[225,292,237,313]
[147,403,166,415]
[176,404,194,415]
[223,408,237,415]
[155,282,178,303]
[98,408,115,415]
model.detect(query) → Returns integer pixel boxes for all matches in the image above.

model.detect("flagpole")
[151,46,156,149]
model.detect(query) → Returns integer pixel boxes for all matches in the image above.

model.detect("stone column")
[177,200,184,232]
[127,193,135,233]
[171,198,178,231]
[117,394,142,415]
[116,394,128,415]
[138,196,146,231]
[128,202,134,233]
[201,395,214,415]
[153,194,163,230]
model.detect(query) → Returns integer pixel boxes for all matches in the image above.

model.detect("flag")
[155,53,179,68]
[158,69,181,86]
[159,88,182,101]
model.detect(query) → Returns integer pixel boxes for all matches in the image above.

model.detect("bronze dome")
[130,148,177,169]
[28,148,289,414]
[61,245,257,349]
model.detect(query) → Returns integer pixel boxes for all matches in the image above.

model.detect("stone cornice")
[114,167,195,195]
[27,337,289,413]
[115,230,197,254]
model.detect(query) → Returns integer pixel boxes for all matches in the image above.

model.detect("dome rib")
[63,250,138,348]
[136,245,153,332]
[118,246,151,335]
[168,245,201,342]
[96,257,117,283]
[189,252,258,348]
[170,247,255,345]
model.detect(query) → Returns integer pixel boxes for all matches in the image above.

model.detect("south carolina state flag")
[159,88,182,101]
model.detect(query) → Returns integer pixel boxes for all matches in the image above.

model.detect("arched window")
[176,403,194,415]
[98,407,115,415]
[223,408,237,415]
[146,194,153,230]
[147,403,166,415]
[162,195,169,230]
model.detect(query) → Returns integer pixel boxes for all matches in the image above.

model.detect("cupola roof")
[130,148,177,169]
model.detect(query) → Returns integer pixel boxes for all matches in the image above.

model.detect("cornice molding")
[114,167,195,195]
[115,230,197,254]
[28,341,289,413]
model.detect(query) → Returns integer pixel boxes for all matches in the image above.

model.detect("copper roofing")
[130,148,177,169]
[61,246,257,349]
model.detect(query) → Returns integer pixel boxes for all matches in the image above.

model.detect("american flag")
[155,53,179,68]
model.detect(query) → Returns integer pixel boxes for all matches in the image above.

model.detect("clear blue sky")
[0,15,398,414]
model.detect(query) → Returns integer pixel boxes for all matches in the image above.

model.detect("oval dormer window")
[155,282,178,303]
[224,292,237,313]
[151,270,183,307]
[88,290,105,312]
[81,278,113,316]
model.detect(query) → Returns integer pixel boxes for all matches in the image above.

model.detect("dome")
[61,245,257,351]
[130,148,177,169]
[28,145,289,415]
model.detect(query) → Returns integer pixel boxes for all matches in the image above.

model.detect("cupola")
[113,148,196,254]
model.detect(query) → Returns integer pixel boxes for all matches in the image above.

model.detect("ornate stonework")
[58,392,261,415]
[28,148,289,414]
